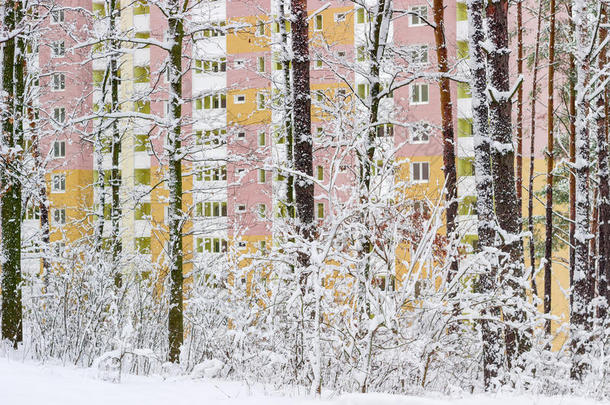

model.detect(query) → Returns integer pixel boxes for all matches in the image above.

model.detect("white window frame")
[53,140,66,158]
[53,107,66,123]
[410,83,429,105]
[411,161,430,183]
[234,59,245,69]
[51,173,66,192]
[51,41,65,57]
[236,204,246,213]
[313,59,323,70]
[409,5,428,27]
[237,131,246,140]
[52,72,66,91]
[51,9,65,24]
[234,94,246,104]
[410,44,429,65]
[314,14,323,31]
[53,208,66,225]
[258,169,266,183]
[334,12,346,22]
[410,128,430,144]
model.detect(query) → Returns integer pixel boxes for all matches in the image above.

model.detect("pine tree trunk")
[570,0,594,380]
[595,5,609,320]
[543,0,556,334]
[291,0,314,270]
[433,0,458,281]
[485,0,528,370]
[516,0,524,211]
[468,0,503,388]
[1,0,25,347]
[167,2,185,363]
[527,0,544,300]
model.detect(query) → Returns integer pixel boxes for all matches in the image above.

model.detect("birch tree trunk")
[1,0,25,346]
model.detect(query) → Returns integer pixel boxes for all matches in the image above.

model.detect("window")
[316,127,323,138]
[237,131,246,140]
[257,92,267,110]
[376,124,394,137]
[314,14,323,31]
[256,21,265,36]
[411,128,430,143]
[357,45,367,62]
[409,5,428,26]
[51,41,65,57]
[54,107,66,123]
[52,73,65,90]
[316,166,324,181]
[202,237,228,253]
[257,56,265,72]
[234,94,246,104]
[410,45,429,64]
[258,169,266,183]
[53,208,66,225]
[51,9,65,23]
[236,204,246,213]
[237,241,247,249]
[335,12,346,22]
[202,21,226,37]
[259,240,267,253]
[196,128,226,146]
[52,174,66,192]
[337,51,346,58]
[234,59,245,69]
[410,83,429,104]
[411,162,430,183]
[313,59,323,70]
[236,168,246,177]
[356,8,366,24]
[196,58,227,73]
[202,93,226,110]
[258,131,266,146]
[26,204,40,220]
[198,165,227,181]
[317,203,325,219]
[196,201,227,217]
[53,140,66,158]
[258,203,267,218]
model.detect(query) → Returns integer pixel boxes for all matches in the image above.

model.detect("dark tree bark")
[595,5,609,320]
[291,0,314,269]
[516,0,524,211]
[167,0,187,363]
[1,0,26,347]
[468,0,503,389]
[570,0,594,380]
[544,0,556,334]
[433,0,458,281]
[485,0,528,371]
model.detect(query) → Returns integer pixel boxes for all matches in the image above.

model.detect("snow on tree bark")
[570,0,595,380]
[1,0,25,346]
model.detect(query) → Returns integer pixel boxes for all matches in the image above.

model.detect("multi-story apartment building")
[21,0,568,339]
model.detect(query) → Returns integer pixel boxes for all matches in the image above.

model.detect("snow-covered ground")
[0,356,603,405]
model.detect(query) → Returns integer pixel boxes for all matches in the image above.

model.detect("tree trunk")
[291,0,314,270]
[543,0,556,334]
[109,0,122,287]
[485,0,528,370]
[433,0,458,281]
[468,0,503,389]
[595,5,609,320]
[570,0,594,380]
[516,0,524,211]
[167,1,185,363]
[1,0,25,347]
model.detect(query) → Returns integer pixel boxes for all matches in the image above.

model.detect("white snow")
[0,356,604,405]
